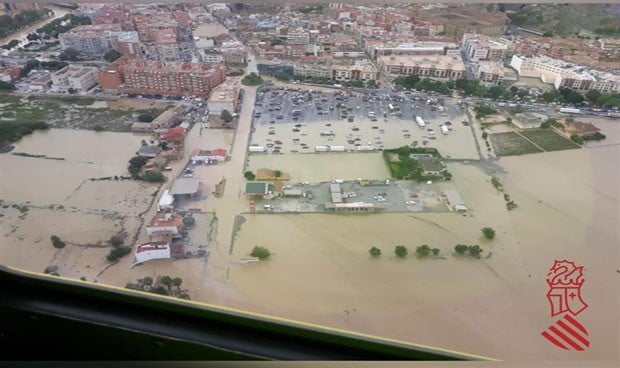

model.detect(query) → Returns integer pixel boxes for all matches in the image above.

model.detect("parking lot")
[250,88,479,159]
[254,180,453,213]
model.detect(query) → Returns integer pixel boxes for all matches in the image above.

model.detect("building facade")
[378,55,465,80]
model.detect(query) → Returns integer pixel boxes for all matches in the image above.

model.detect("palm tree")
[172,277,183,293]
[160,276,172,292]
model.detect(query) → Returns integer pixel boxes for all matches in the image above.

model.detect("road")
[204,54,258,281]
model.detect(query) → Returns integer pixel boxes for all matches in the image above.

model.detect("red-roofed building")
[159,126,185,143]
[564,121,601,138]
[146,213,183,236]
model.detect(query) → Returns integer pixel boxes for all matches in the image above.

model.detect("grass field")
[0,95,167,132]
[490,132,544,156]
[519,129,581,152]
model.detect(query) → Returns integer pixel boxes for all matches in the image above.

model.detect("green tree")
[454,244,468,255]
[369,246,382,256]
[152,286,169,295]
[142,170,165,182]
[178,292,191,300]
[128,155,148,177]
[141,276,153,288]
[431,248,440,256]
[251,246,271,260]
[415,244,431,258]
[103,49,122,62]
[482,132,488,139]
[394,245,408,258]
[160,276,173,292]
[172,277,183,292]
[0,80,15,90]
[570,134,584,145]
[244,171,256,180]
[221,109,232,123]
[50,235,66,249]
[109,235,123,248]
[241,72,263,86]
[182,216,195,227]
[468,245,483,258]
[137,113,154,123]
[107,246,131,262]
[274,170,282,178]
[59,48,81,61]
[481,227,496,240]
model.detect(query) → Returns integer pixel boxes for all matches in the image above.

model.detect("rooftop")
[149,213,183,228]
[245,181,272,195]
[169,178,201,195]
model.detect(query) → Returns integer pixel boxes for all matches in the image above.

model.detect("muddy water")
[0,129,147,204]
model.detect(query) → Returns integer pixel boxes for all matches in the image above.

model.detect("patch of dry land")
[0,129,160,279]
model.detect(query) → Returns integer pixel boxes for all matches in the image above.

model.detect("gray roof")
[443,189,466,207]
[169,178,200,195]
[138,145,162,157]
[245,181,271,194]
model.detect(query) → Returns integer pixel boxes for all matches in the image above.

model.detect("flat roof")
[443,189,466,207]
[169,178,200,195]
[245,181,271,194]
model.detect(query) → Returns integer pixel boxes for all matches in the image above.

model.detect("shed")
[443,189,468,212]
[169,178,201,196]
[157,189,174,211]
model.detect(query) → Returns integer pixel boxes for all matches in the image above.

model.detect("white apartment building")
[50,66,99,92]
[510,54,620,92]
[461,33,513,62]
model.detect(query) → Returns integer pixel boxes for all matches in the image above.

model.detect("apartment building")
[475,61,505,85]
[293,62,333,79]
[366,40,459,60]
[99,58,226,97]
[378,55,465,80]
[59,24,123,58]
[510,55,620,93]
[461,33,514,62]
[203,50,224,64]
[285,27,310,45]
[50,65,99,93]
[332,59,378,82]
[207,78,240,115]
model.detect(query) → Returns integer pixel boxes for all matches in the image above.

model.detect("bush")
[241,72,263,86]
[182,216,195,227]
[369,246,381,256]
[142,170,165,182]
[570,134,584,145]
[415,244,431,258]
[244,171,256,181]
[394,245,408,258]
[107,246,131,262]
[250,246,271,260]
[50,235,66,249]
[109,235,123,248]
[137,113,154,123]
[454,244,468,255]
[481,227,496,240]
[221,109,232,123]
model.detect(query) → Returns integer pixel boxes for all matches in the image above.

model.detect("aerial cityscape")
[0,2,618,361]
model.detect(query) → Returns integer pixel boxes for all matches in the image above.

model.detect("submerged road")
[203,55,259,281]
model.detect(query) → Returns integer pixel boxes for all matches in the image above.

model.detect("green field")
[0,95,165,132]
[490,132,543,156]
[519,129,581,152]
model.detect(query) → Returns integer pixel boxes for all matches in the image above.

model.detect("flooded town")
[0,2,619,363]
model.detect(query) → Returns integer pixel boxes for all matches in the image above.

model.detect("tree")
[107,246,131,262]
[0,80,14,90]
[394,245,408,258]
[172,277,183,292]
[221,109,232,123]
[481,227,496,240]
[109,235,123,248]
[93,125,104,132]
[454,244,468,255]
[50,235,66,249]
[178,293,191,300]
[274,170,282,178]
[415,244,431,258]
[482,132,488,140]
[468,245,483,259]
[141,277,153,288]
[244,171,255,180]
[137,113,154,122]
[103,49,122,62]
[570,134,584,145]
[128,155,148,177]
[152,286,169,296]
[251,246,271,260]
[59,48,81,61]
[241,72,263,86]
[26,33,39,41]
[431,248,440,256]
[142,170,165,182]
[160,276,173,292]
[369,246,382,256]
[182,216,195,227]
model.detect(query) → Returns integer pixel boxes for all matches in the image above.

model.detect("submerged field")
[489,131,543,156]
[519,128,581,151]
